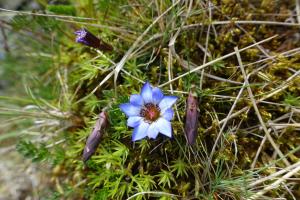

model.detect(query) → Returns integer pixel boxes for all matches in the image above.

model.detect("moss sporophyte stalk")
[120,82,178,141]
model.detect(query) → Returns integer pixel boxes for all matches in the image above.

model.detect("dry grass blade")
[249,161,300,199]
[249,161,300,188]
[203,74,247,179]
[159,35,278,87]
[183,20,300,30]
[234,47,290,167]
[251,134,268,169]
[113,0,181,93]
[0,8,96,20]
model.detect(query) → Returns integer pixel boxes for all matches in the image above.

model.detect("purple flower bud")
[184,92,199,145]
[74,28,113,51]
[83,111,108,162]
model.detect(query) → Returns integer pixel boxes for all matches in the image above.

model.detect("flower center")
[140,103,160,122]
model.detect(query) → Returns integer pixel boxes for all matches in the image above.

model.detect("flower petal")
[127,116,142,128]
[158,96,178,112]
[119,103,141,117]
[156,118,172,138]
[152,87,164,104]
[130,94,143,106]
[162,108,174,121]
[147,123,159,139]
[132,121,149,141]
[141,82,152,103]
[74,29,87,41]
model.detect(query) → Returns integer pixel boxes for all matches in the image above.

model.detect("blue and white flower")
[120,82,178,141]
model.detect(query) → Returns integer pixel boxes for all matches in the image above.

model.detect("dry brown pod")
[82,111,108,162]
[184,92,199,145]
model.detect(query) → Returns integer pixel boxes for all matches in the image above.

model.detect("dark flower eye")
[82,111,108,162]
[74,28,113,51]
[184,92,199,145]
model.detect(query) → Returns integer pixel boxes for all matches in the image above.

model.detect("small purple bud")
[83,111,108,162]
[184,92,199,145]
[74,28,113,51]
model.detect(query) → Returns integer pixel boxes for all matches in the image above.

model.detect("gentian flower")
[74,28,113,51]
[120,82,178,141]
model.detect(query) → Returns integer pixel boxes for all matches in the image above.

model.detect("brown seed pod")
[184,92,199,145]
[83,111,108,162]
